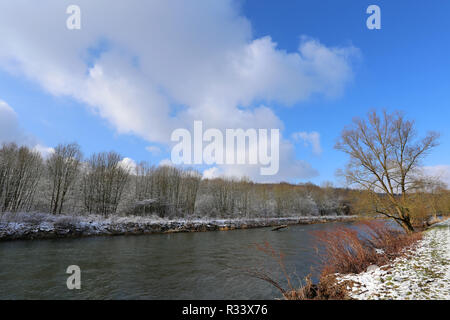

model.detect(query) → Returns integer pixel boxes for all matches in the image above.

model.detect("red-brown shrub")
[314,219,422,276]
[248,219,422,300]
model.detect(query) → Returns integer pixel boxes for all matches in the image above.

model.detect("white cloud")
[203,167,221,180]
[292,131,322,155]
[0,100,27,145]
[422,165,450,188]
[0,100,54,158]
[159,159,175,167]
[202,139,318,183]
[118,157,137,172]
[0,1,358,181]
[32,144,55,159]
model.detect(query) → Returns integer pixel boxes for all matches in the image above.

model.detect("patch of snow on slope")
[338,219,450,300]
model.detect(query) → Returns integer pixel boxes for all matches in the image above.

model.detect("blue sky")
[0,0,449,185]
[243,0,450,183]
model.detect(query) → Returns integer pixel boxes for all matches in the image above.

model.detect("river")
[0,221,353,299]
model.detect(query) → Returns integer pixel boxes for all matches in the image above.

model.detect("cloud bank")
[0,0,358,181]
[0,100,26,145]
[0,100,54,157]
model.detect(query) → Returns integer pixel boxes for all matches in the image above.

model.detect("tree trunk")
[400,217,415,233]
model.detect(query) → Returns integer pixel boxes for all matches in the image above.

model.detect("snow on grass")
[0,212,358,240]
[337,219,450,300]
[0,212,356,225]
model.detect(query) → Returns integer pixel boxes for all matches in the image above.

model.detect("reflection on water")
[0,221,353,299]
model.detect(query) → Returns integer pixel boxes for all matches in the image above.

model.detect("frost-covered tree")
[82,151,130,216]
[0,143,43,213]
[47,143,82,214]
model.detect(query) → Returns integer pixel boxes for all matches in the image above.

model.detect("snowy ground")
[0,212,358,241]
[337,219,450,300]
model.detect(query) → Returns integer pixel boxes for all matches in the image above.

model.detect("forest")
[0,142,355,219]
[0,142,448,224]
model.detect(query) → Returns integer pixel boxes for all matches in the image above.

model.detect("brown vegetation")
[315,220,422,276]
[249,220,423,300]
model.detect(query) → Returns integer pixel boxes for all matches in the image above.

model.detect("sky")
[0,0,449,186]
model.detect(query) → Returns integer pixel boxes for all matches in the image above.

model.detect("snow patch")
[337,219,450,300]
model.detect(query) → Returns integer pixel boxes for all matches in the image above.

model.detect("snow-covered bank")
[0,212,358,241]
[337,219,450,300]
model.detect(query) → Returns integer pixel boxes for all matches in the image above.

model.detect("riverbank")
[0,212,358,241]
[337,219,450,300]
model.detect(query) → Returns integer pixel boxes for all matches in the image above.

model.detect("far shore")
[0,213,359,242]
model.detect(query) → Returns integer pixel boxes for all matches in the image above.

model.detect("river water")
[0,221,353,300]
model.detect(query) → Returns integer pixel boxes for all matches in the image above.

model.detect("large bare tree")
[335,110,439,232]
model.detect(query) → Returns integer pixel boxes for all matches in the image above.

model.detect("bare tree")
[176,169,201,217]
[0,143,43,213]
[134,161,155,202]
[47,143,82,214]
[131,163,201,218]
[335,110,439,232]
[0,142,359,219]
[412,177,447,222]
[82,151,130,216]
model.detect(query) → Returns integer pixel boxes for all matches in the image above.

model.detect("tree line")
[1,108,450,228]
[0,142,355,219]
